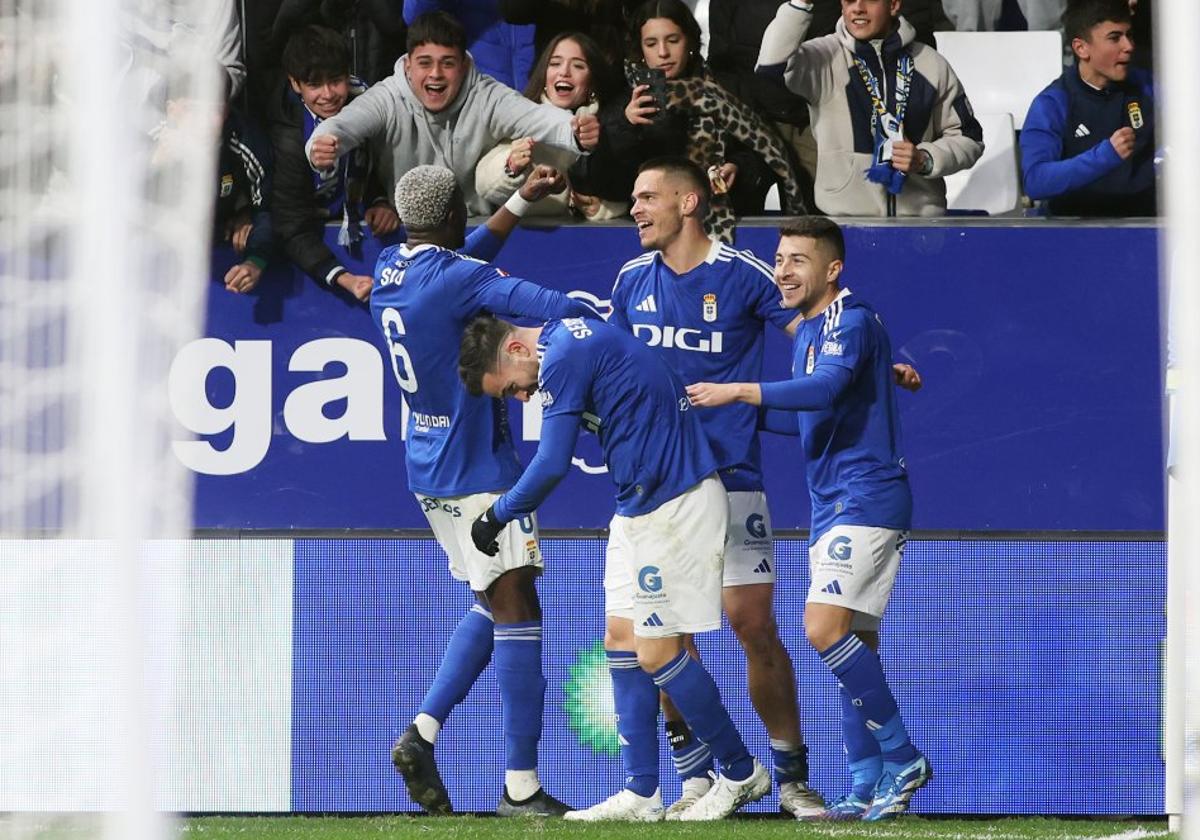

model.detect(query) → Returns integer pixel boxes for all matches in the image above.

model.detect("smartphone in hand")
[628,65,669,120]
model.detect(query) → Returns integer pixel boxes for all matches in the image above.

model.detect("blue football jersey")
[609,240,796,492]
[537,317,719,517]
[371,229,592,497]
[792,289,912,541]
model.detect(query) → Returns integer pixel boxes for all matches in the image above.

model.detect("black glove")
[471,504,505,556]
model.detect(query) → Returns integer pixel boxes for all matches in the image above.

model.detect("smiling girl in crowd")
[476,32,628,219]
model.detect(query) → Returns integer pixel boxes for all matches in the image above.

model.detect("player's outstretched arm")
[690,364,854,412]
[463,165,569,262]
[472,267,595,322]
[471,413,580,555]
[759,365,852,410]
[687,381,762,408]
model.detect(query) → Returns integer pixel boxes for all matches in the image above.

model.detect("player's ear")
[505,337,528,358]
[826,258,844,285]
[680,190,699,217]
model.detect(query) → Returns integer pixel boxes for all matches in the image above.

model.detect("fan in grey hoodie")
[305,12,599,217]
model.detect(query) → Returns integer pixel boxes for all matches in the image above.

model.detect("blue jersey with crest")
[371,227,592,497]
[791,289,912,541]
[609,239,796,492]
[536,317,718,517]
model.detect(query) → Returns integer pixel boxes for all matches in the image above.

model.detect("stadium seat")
[933,30,1063,129]
[944,112,1021,215]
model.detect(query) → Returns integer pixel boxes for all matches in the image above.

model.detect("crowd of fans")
[198,0,1154,294]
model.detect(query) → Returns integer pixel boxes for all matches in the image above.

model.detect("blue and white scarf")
[853,48,914,196]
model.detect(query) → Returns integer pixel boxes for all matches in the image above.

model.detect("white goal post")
[1160,0,1200,835]
[0,1,217,837]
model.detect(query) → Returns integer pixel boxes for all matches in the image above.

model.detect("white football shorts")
[723,490,776,586]
[807,524,908,631]
[415,491,541,592]
[603,475,727,638]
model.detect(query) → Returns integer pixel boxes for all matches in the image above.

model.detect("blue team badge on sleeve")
[703,293,717,323]
[219,174,233,197]
[805,343,816,375]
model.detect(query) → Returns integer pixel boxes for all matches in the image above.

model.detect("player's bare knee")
[804,609,849,652]
[805,602,853,652]
[635,644,672,673]
[604,616,636,652]
[804,621,839,652]
[728,609,781,659]
[486,567,541,623]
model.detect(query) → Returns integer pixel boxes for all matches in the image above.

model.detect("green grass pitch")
[180,816,1171,840]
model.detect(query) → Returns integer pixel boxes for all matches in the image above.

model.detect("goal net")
[0,0,217,836]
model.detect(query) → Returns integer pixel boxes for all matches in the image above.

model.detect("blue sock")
[770,740,810,785]
[667,720,713,782]
[820,633,917,766]
[652,651,753,782]
[608,651,659,797]
[418,604,494,722]
[494,621,545,771]
[840,685,882,797]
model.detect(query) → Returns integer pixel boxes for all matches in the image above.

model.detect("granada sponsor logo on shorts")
[745,513,768,540]
[637,565,663,593]
[636,565,667,602]
[827,535,852,561]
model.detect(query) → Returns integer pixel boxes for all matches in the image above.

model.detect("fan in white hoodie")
[476,32,628,219]
[757,0,984,217]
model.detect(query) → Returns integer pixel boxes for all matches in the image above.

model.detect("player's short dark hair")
[459,316,514,397]
[779,216,845,262]
[282,25,350,84]
[637,156,711,205]
[1062,0,1132,43]
[407,11,467,55]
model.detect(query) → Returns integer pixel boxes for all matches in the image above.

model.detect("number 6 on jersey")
[381,307,418,393]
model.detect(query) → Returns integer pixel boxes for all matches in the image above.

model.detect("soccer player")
[374,163,593,817]
[686,216,930,821]
[459,314,772,822]
[603,155,821,818]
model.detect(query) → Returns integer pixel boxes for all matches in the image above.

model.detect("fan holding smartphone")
[570,0,805,240]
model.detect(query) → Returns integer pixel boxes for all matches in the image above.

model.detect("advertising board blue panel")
[291,536,1164,814]
[195,224,1162,530]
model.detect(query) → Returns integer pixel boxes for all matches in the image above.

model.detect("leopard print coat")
[659,73,808,241]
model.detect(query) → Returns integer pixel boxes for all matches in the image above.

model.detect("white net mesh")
[0,0,217,836]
